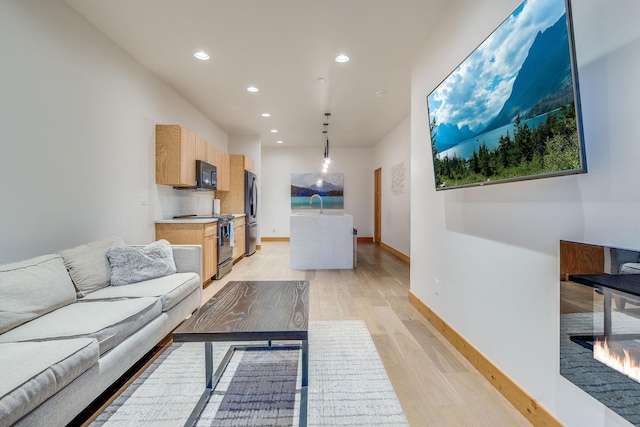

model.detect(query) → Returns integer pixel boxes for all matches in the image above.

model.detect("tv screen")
[426,0,586,190]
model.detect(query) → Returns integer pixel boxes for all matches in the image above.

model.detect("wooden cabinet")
[216,150,231,191]
[232,216,246,261]
[155,222,217,285]
[157,124,231,191]
[156,125,196,187]
[195,135,208,163]
[219,154,248,214]
[244,156,255,173]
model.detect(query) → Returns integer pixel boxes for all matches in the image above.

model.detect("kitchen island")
[290,213,354,269]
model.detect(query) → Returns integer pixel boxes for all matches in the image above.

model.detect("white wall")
[411,0,640,426]
[373,116,411,256]
[0,0,228,263]
[262,147,373,238]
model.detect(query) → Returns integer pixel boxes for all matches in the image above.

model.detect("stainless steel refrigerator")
[244,170,258,256]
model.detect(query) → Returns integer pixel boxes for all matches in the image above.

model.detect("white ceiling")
[64,0,450,148]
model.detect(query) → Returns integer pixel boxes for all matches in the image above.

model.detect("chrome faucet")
[310,194,323,214]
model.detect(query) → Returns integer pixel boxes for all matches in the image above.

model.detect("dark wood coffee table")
[173,280,310,427]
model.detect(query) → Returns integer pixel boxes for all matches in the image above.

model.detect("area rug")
[91,320,408,426]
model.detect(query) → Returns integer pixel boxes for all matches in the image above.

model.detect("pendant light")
[322,113,331,172]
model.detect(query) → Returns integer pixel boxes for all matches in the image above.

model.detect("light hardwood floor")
[207,241,531,426]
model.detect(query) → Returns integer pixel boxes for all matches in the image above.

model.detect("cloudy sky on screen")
[427,0,566,131]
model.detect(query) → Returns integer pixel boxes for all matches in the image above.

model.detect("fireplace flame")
[594,338,640,383]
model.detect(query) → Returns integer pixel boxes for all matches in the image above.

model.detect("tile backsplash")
[155,185,215,220]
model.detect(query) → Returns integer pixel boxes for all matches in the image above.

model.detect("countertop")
[155,213,245,224]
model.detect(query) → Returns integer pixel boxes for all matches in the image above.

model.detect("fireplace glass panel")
[560,240,640,425]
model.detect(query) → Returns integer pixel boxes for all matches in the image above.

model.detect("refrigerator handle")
[252,176,257,217]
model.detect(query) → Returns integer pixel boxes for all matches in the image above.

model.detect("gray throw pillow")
[57,235,126,297]
[106,240,177,286]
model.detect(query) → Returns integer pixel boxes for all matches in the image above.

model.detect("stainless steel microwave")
[196,160,217,190]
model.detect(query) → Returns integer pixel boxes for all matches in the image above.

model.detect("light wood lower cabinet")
[155,222,217,285]
[233,217,246,261]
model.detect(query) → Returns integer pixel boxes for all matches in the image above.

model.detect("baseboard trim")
[358,237,374,243]
[379,242,410,265]
[408,291,562,427]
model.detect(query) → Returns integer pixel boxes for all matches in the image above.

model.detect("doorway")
[374,168,381,243]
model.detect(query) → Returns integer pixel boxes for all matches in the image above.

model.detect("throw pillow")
[107,240,177,286]
[0,254,76,334]
[57,235,126,297]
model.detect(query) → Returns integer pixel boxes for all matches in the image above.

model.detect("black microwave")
[195,160,217,190]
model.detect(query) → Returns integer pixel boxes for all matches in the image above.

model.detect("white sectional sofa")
[0,236,202,427]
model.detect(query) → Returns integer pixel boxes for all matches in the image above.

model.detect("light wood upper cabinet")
[156,125,196,187]
[216,150,231,191]
[156,124,231,191]
[195,135,208,162]
[219,154,246,214]
[244,156,255,173]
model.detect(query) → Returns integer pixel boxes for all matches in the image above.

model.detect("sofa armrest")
[170,245,202,279]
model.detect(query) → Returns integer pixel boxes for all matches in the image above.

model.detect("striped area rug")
[92,320,408,426]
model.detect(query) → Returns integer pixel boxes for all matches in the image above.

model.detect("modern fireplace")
[560,241,640,424]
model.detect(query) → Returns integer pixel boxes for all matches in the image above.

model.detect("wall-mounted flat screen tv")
[426,0,586,190]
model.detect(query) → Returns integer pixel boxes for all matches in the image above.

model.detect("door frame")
[374,168,381,243]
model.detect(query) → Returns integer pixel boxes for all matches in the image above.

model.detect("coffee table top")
[173,280,310,343]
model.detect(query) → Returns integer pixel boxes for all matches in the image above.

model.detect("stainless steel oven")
[214,216,233,280]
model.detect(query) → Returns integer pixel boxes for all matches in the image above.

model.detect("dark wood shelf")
[569,274,640,298]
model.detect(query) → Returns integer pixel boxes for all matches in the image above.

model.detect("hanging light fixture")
[322,113,331,171]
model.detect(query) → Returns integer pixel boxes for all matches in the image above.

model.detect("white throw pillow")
[0,254,76,334]
[57,235,126,297]
[106,240,177,286]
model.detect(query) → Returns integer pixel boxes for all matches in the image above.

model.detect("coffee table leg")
[184,342,214,427]
[205,341,213,389]
[300,339,308,427]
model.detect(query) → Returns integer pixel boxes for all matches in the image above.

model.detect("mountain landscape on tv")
[291,180,343,197]
[433,14,573,152]
[427,0,585,189]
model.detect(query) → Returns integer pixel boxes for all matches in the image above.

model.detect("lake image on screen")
[291,173,344,209]
[291,196,344,209]
[427,0,584,189]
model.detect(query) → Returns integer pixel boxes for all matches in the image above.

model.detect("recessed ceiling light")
[270,129,278,133]
[247,86,259,93]
[276,140,283,144]
[261,113,271,117]
[376,90,387,97]
[317,77,325,83]
[335,54,350,63]
[194,51,210,60]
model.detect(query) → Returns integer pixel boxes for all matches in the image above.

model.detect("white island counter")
[290,213,354,269]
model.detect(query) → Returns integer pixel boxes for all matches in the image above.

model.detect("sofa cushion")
[0,298,162,355]
[81,272,201,312]
[57,235,126,297]
[620,262,640,274]
[107,239,177,286]
[0,254,76,335]
[0,338,99,427]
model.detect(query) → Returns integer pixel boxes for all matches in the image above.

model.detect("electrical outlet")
[272,226,276,234]
[434,279,440,295]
